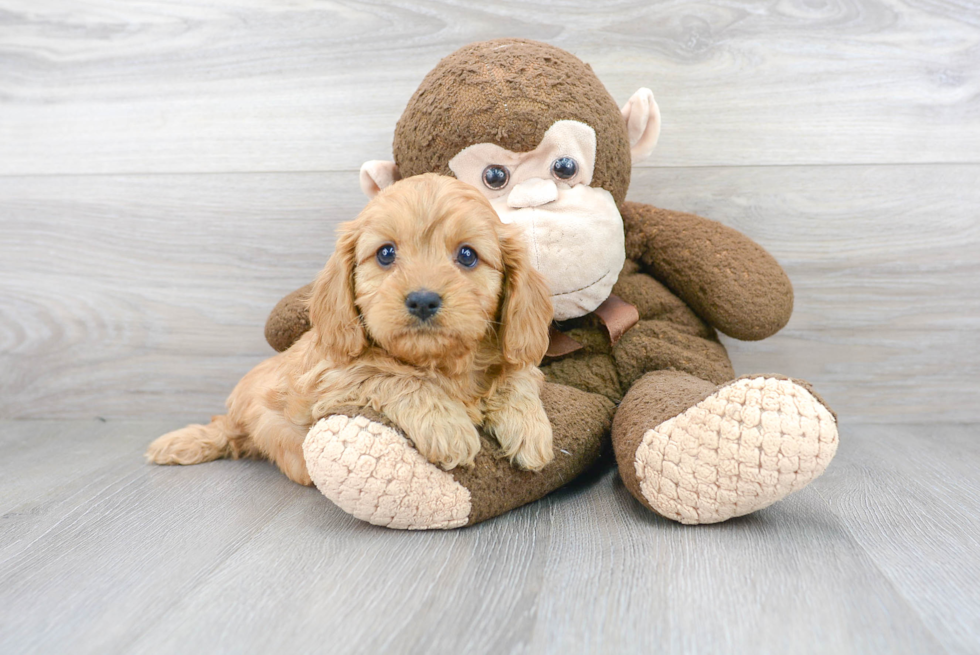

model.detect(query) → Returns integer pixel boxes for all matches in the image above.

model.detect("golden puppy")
[146,174,555,483]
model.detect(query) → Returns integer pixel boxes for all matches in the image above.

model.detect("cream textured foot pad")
[635,377,838,524]
[304,415,471,530]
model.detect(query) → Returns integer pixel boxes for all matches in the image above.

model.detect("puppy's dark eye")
[376,244,396,267]
[482,165,510,190]
[456,245,478,268]
[552,157,578,180]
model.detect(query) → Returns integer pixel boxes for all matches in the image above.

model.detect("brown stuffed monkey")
[267,39,838,529]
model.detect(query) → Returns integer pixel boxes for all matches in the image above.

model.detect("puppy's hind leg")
[146,414,253,466]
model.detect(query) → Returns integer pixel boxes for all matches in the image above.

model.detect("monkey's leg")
[612,370,839,524]
[302,383,613,530]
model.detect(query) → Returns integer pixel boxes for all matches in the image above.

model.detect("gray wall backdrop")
[1,0,978,422]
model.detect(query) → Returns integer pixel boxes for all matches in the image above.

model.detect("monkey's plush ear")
[308,223,368,360]
[359,160,401,198]
[620,88,662,164]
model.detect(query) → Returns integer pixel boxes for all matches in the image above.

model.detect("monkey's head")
[360,38,661,320]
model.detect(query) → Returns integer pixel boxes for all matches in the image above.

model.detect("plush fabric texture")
[621,202,794,341]
[540,258,736,403]
[303,384,614,529]
[392,38,633,207]
[453,381,613,526]
[611,370,719,509]
[448,120,598,196]
[490,185,626,320]
[613,373,838,524]
[445,118,627,319]
[265,283,312,354]
[304,410,472,530]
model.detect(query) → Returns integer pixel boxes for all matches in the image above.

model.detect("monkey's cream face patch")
[448,120,625,320]
[491,186,625,320]
[449,121,596,199]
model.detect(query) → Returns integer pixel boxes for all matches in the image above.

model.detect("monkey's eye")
[552,157,578,180]
[456,245,478,268]
[482,165,510,190]
[376,244,396,267]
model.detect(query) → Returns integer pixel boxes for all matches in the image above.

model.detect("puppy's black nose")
[405,289,442,321]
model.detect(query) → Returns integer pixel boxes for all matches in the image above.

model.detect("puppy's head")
[309,174,552,369]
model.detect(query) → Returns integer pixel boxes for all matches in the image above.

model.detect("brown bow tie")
[546,294,640,358]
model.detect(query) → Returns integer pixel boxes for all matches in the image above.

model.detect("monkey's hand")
[265,282,313,352]
[621,201,794,341]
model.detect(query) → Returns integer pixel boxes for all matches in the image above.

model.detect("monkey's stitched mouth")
[550,270,610,298]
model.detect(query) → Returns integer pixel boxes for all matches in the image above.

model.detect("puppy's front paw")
[512,426,554,472]
[487,403,555,472]
[411,414,482,471]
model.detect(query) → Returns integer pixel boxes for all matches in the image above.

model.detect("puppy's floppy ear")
[308,222,367,360]
[498,225,553,367]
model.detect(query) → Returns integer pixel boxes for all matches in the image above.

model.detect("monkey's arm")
[265,283,313,352]
[620,201,793,341]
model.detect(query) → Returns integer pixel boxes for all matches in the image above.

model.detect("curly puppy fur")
[146,174,555,481]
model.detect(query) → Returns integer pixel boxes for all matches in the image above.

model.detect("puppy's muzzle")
[405,289,442,322]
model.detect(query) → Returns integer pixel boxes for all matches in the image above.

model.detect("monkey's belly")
[541,268,735,402]
[541,324,734,403]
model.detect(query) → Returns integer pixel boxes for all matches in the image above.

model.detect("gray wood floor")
[1,420,978,654]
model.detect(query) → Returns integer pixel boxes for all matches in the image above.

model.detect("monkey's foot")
[613,373,839,524]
